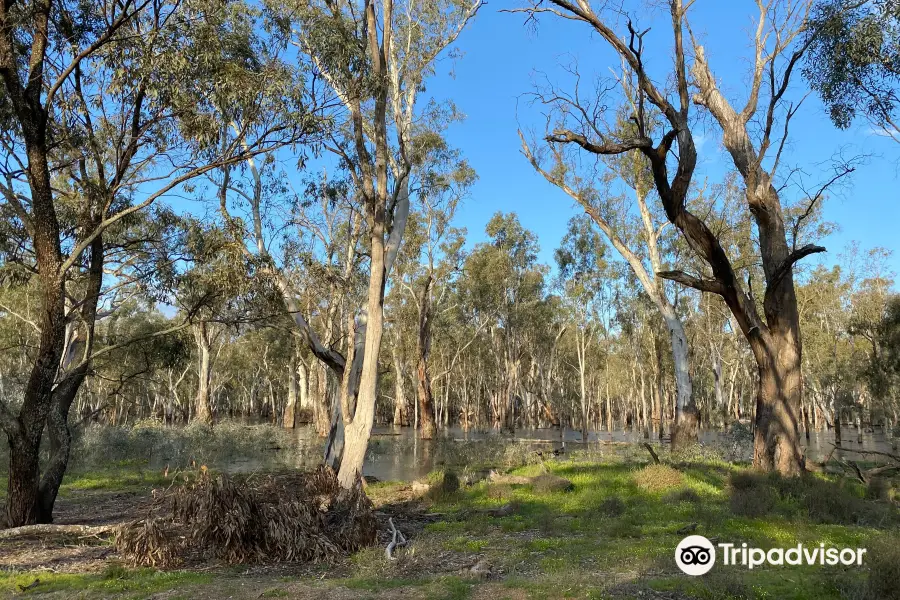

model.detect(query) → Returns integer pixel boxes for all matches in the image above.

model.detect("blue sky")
[420,0,900,280]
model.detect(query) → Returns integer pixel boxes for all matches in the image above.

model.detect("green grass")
[0,468,170,505]
[0,566,210,598]
[409,459,898,599]
[1,455,897,599]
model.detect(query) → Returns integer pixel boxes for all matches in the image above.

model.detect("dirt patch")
[0,489,150,574]
[0,471,442,578]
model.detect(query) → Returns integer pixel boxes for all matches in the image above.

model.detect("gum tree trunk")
[284,352,298,428]
[664,311,698,449]
[193,322,214,425]
[415,276,437,439]
[392,348,408,426]
[2,143,66,528]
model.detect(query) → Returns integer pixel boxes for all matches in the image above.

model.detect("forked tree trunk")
[3,149,66,528]
[336,238,388,488]
[35,232,103,524]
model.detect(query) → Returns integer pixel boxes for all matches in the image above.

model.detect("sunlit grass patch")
[0,566,210,597]
[58,469,169,496]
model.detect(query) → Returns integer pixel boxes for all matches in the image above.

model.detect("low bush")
[530,473,575,494]
[632,464,684,493]
[728,484,777,518]
[116,466,376,567]
[598,495,626,517]
[726,469,898,525]
[865,535,900,600]
[663,488,702,505]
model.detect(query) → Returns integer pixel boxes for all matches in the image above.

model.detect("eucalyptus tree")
[462,213,548,430]
[221,0,482,486]
[554,215,608,440]
[515,0,857,474]
[391,142,474,438]
[804,0,900,143]
[0,0,305,525]
[523,106,700,448]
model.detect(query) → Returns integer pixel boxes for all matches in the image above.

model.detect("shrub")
[598,495,626,518]
[663,488,702,505]
[632,464,684,493]
[726,469,898,525]
[866,535,900,600]
[530,474,574,494]
[486,482,514,502]
[729,485,777,518]
[426,469,461,501]
[866,477,894,501]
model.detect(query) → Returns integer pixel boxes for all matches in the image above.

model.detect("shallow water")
[215,424,898,482]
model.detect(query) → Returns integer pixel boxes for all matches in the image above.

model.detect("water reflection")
[221,424,898,483]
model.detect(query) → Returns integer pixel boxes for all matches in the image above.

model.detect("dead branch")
[643,442,660,465]
[656,270,726,295]
[828,444,900,464]
[0,524,116,540]
[385,517,407,560]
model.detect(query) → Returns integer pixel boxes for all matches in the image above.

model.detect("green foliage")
[727,470,899,526]
[804,0,900,131]
[866,535,900,600]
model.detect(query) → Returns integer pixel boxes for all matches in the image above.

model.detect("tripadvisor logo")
[675,535,867,576]
[675,535,716,576]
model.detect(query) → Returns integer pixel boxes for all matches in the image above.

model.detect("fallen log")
[0,524,116,540]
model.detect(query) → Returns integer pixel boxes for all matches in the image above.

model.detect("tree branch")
[657,270,726,295]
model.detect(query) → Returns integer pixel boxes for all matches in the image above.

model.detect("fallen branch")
[849,461,868,485]
[828,445,900,464]
[384,517,407,561]
[0,524,116,540]
[643,443,660,465]
[864,464,900,478]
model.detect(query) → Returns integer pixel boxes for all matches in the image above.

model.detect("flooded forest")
[1,0,900,598]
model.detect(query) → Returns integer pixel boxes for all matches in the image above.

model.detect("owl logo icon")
[675,535,716,576]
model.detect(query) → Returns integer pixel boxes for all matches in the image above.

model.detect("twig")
[385,517,407,561]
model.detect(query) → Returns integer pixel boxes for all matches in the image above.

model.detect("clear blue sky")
[421,0,900,280]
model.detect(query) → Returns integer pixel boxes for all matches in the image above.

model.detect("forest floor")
[0,455,898,600]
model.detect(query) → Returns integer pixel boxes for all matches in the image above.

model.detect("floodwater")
[219,424,898,483]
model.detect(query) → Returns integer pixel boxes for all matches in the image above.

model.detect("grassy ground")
[1,455,898,599]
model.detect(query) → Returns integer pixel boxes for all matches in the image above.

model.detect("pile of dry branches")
[116,466,376,567]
